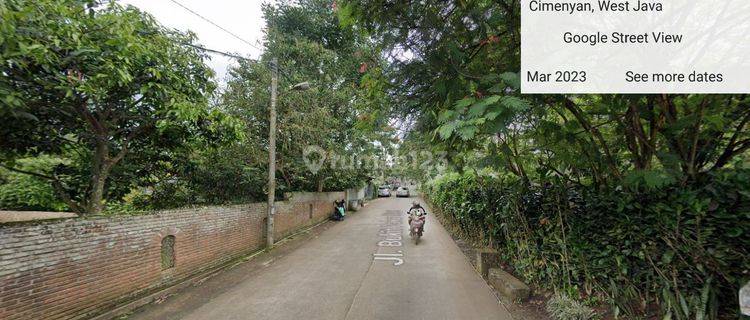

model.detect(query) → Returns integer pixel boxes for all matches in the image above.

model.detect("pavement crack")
[342,251,377,320]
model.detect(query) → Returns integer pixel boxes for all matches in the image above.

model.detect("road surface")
[130,197,513,320]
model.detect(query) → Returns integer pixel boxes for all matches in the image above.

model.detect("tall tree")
[341,0,749,185]
[220,0,392,193]
[0,0,237,214]
[341,1,750,318]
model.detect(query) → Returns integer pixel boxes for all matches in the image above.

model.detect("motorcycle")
[408,208,426,244]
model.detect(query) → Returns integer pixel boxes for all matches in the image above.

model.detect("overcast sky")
[119,0,271,82]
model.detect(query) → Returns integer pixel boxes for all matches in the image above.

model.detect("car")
[377,186,391,197]
[396,186,410,197]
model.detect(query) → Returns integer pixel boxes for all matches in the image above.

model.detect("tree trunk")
[88,168,110,214]
[73,100,138,215]
[563,99,621,179]
[85,136,122,215]
[86,139,111,215]
[317,178,324,192]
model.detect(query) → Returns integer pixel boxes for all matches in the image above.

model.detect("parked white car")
[378,186,391,197]
[396,186,410,198]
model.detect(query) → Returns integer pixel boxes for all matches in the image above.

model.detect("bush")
[425,170,750,319]
[546,294,598,320]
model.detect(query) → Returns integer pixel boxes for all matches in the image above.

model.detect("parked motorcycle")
[408,207,426,244]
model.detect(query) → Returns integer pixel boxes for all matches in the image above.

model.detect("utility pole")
[266,57,278,248]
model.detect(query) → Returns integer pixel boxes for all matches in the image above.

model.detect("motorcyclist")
[407,201,426,232]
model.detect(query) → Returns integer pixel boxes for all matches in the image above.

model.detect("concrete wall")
[0,211,78,223]
[345,187,366,201]
[0,191,343,320]
[345,187,366,211]
[364,183,375,200]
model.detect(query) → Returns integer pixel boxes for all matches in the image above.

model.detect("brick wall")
[273,192,344,239]
[0,191,344,320]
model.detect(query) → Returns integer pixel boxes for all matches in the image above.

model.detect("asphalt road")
[130,197,513,320]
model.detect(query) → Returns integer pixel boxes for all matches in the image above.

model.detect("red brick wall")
[0,191,344,320]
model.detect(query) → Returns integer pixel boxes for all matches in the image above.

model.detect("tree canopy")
[340,0,749,185]
[217,0,394,194]
[0,0,240,214]
[340,0,749,318]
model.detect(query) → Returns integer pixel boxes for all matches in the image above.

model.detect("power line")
[181,41,295,83]
[181,42,256,62]
[168,0,264,53]
[135,29,254,62]
[166,0,297,83]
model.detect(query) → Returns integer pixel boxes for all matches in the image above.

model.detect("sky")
[118,0,271,82]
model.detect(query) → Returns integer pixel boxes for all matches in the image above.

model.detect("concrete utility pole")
[265,57,309,248]
[266,58,278,248]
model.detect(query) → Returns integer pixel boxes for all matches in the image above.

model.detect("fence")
[0,191,344,320]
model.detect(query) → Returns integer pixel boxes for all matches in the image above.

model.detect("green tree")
[0,0,238,214]
[341,1,750,318]
[0,156,69,211]
[219,0,392,194]
[341,0,749,185]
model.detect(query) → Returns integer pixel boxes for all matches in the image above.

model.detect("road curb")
[422,196,538,317]
[488,268,531,302]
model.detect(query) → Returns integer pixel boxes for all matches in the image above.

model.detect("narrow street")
[130,197,513,320]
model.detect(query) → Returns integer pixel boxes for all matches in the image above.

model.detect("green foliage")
[426,170,750,319]
[214,0,390,196]
[658,277,717,320]
[0,0,240,213]
[0,0,385,213]
[124,143,270,210]
[0,156,69,211]
[623,169,677,190]
[546,294,599,320]
[436,91,532,142]
[343,0,750,187]
[343,4,750,318]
